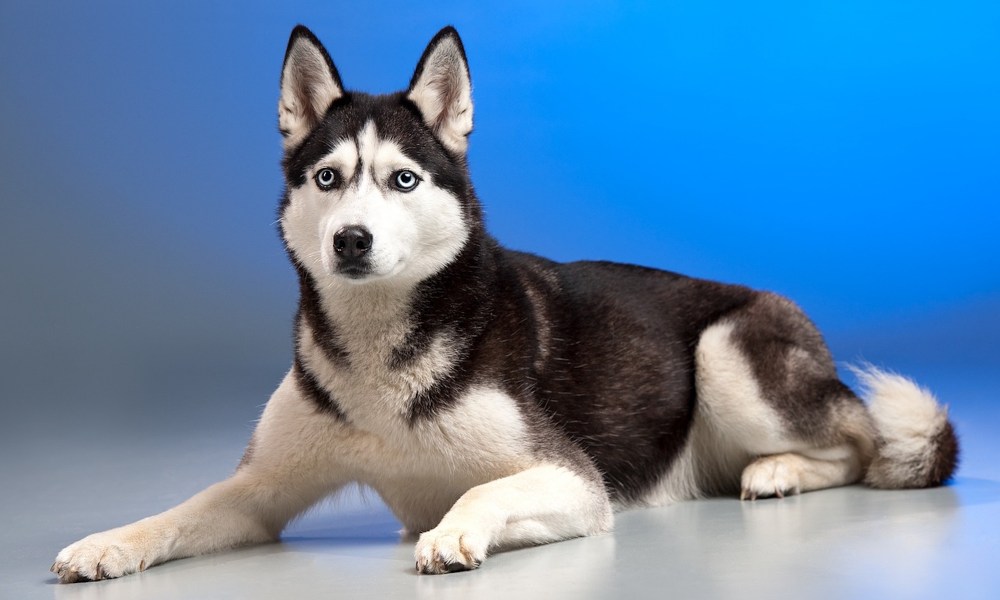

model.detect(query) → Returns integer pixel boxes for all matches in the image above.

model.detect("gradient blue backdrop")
[1,1,997,441]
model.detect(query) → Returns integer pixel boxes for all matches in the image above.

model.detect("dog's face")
[278,27,478,288]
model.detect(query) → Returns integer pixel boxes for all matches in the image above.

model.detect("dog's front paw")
[52,524,167,583]
[740,454,803,500]
[414,526,488,575]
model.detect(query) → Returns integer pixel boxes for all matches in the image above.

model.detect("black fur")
[294,264,350,366]
[929,422,960,486]
[293,353,347,421]
[409,249,761,502]
[730,293,858,441]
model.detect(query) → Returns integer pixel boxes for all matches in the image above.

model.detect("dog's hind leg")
[739,447,864,500]
[692,292,879,500]
[414,463,613,574]
[52,371,348,583]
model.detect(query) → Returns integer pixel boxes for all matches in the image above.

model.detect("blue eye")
[392,170,420,192]
[315,168,338,190]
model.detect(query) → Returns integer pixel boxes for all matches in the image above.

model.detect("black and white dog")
[53,25,958,582]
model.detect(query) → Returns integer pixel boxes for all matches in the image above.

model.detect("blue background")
[1,1,997,441]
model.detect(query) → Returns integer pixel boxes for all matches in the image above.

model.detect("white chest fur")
[294,291,532,483]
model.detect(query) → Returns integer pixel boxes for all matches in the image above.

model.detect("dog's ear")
[407,27,473,155]
[279,25,344,150]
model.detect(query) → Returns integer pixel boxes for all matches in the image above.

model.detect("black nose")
[333,226,373,259]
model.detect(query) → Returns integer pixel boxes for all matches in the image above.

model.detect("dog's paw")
[414,526,488,575]
[51,526,161,583]
[740,454,803,501]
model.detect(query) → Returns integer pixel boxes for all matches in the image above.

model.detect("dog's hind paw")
[740,454,803,501]
[414,526,487,575]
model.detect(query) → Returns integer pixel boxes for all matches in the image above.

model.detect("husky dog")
[53,25,958,582]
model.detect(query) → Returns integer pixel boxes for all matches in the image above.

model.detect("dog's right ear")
[407,27,473,156]
[279,25,344,150]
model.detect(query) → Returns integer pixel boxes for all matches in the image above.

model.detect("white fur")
[296,315,442,422]
[693,322,791,455]
[854,366,948,446]
[375,386,538,534]
[282,120,469,290]
[740,451,862,500]
[414,464,613,574]
[852,365,951,488]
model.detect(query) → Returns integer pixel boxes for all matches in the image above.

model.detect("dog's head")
[278,26,479,288]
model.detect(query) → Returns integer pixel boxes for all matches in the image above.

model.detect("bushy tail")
[852,366,959,488]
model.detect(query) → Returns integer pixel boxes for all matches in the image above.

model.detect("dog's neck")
[295,231,500,369]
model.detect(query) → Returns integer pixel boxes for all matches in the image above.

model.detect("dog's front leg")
[52,469,332,582]
[52,371,347,583]
[414,464,613,574]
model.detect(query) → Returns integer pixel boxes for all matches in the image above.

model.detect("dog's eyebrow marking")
[319,138,359,185]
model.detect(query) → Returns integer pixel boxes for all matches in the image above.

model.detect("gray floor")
[3,373,999,600]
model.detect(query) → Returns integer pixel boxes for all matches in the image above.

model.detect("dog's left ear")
[407,27,473,155]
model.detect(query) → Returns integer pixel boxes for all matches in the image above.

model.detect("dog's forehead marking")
[357,120,379,170]
[355,120,378,194]
[317,120,412,189]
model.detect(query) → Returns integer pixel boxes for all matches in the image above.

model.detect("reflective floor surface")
[3,374,998,600]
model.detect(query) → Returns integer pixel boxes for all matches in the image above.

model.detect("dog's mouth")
[336,263,373,280]
[332,257,409,284]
